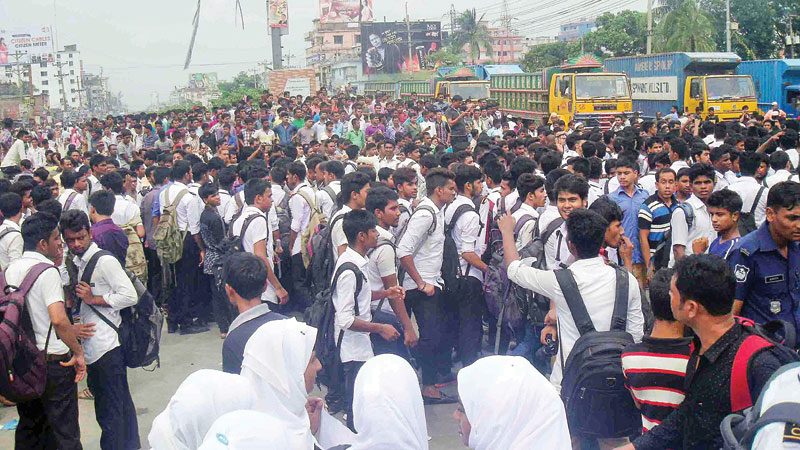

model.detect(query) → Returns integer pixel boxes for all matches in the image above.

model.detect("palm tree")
[656,0,715,52]
[452,9,493,64]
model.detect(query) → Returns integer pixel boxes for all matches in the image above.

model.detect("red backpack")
[0,263,56,402]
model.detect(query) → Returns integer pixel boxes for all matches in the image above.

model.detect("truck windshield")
[450,83,489,100]
[574,75,630,99]
[705,77,755,100]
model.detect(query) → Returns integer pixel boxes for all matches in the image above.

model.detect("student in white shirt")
[0,192,24,271]
[543,172,587,270]
[397,168,457,404]
[57,170,90,217]
[480,160,504,224]
[100,171,146,239]
[332,209,403,429]
[670,163,717,267]
[60,210,140,450]
[7,212,86,449]
[316,160,344,220]
[216,167,236,224]
[391,167,418,239]
[87,154,109,200]
[764,151,792,188]
[710,145,733,191]
[726,151,769,228]
[331,172,371,258]
[511,174,547,249]
[230,178,289,305]
[286,161,316,307]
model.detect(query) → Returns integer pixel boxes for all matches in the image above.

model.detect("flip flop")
[78,388,95,400]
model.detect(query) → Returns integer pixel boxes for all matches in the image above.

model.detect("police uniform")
[728,221,800,331]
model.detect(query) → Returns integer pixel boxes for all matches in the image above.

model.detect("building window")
[503,51,508,56]
[333,35,343,45]
[41,90,48,95]
[69,53,73,58]
[68,61,73,66]
[70,70,74,75]
[42,80,48,85]
[40,71,47,76]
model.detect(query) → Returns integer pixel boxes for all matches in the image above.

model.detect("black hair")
[224,252,269,300]
[565,209,608,259]
[345,145,360,160]
[366,185,399,215]
[425,168,455,196]
[588,196,623,224]
[669,137,689,160]
[0,192,22,218]
[650,268,676,321]
[377,167,394,183]
[31,185,53,206]
[588,157,603,180]
[766,180,800,211]
[171,160,191,181]
[553,173,589,200]
[130,160,145,172]
[581,141,597,159]
[199,182,218,200]
[393,167,417,187]
[153,166,171,186]
[21,212,59,252]
[769,151,790,171]
[36,199,61,219]
[674,254,735,316]
[710,145,731,163]
[33,167,50,181]
[509,156,537,182]
[482,160,504,185]
[545,168,571,202]
[616,157,639,173]
[688,162,715,183]
[517,173,545,202]
[340,171,371,206]
[59,209,91,236]
[342,209,377,244]
[707,189,742,214]
[244,178,271,205]
[655,167,677,183]
[89,190,116,216]
[356,166,376,182]
[570,157,591,179]
[192,162,209,182]
[454,164,482,192]
[326,160,345,179]
[90,154,107,169]
[100,171,124,195]
[61,170,80,189]
[287,161,307,181]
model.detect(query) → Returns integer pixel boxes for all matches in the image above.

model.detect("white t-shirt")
[231,206,275,303]
[669,195,716,268]
[367,226,397,314]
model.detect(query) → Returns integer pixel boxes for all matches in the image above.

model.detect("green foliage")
[427,45,465,66]
[521,41,581,72]
[452,9,493,64]
[583,11,647,57]
[212,71,261,108]
[655,0,715,52]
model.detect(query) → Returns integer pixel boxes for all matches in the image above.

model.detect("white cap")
[772,101,778,106]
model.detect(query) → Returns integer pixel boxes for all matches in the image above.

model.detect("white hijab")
[239,318,317,450]
[457,355,571,450]
[148,369,258,450]
[197,410,294,450]
[349,354,429,450]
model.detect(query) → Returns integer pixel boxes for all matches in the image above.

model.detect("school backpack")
[0,263,53,402]
[738,186,765,237]
[120,219,147,283]
[64,191,78,211]
[294,188,328,269]
[306,211,344,295]
[274,186,293,255]
[305,262,363,389]
[216,213,265,268]
[153,188,190,264]
[653,201,694,270]
[442,202,478,297]
[555,265,641,438]
[81,250,164,369]
[395,205,437,285]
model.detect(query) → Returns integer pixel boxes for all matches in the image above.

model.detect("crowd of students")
[0,88,798,449]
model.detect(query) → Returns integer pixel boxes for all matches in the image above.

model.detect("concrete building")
[559,19,595,42]
[305,19,362,68]
[0,44,84,111]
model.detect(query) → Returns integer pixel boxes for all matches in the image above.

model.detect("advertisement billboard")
[188,73,219,90]
[268,0,288,28]
[360,22,441,75]
[0,26,54,65]
[319,0,373,24]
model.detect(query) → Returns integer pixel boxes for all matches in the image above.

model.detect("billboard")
[319,0,373,23]
[268,0,288,28]
[188,73,219,90]
[0,26,54,65]
[360,22,441,75]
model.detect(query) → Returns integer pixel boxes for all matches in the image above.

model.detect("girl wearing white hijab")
[148,369,258,450]
[348,354,429,450]
[197,410,294,450]
[455,355,571,450]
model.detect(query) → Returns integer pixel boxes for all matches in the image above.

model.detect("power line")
[513,0,638,35]
[85,60,268,72]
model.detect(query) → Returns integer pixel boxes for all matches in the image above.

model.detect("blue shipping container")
[604,52,741,118]
[735,59,800,118]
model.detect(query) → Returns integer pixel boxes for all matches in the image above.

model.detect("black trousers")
[86,347,140,450]
[455,277,485,367]
[16,358,81,450]
[405,288,449,386]
[169,234,200,328]
[211,267,235,334]
[342,360,364,431]
[290,253,312,309]
[144,247,163,304]
[370,308,411,361]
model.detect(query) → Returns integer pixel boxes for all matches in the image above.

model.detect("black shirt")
[633,322,784,449]
[222,307,287,374]
[445,107,467,137]
[199,206,226,274]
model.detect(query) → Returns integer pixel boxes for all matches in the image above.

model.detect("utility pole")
[725,0,731,52]
[789,15,795,59]
[9,51,27,90]
[449,4,457,35]
[500,0,510,63]
[54,59,70,112]
[406,3,413,74]
[646,0,653,54]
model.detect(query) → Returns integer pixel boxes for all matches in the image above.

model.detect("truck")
[735,59,800,118]
[603,52,757,121]
[490,55,633,129]
[397,67,491,101]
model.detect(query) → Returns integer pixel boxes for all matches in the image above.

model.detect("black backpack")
[82,250,163,369]
[217,213,264,267]
[305,262,363,389]
[737,186,765,237]
[307,212,346,294]
[555,265,640,438]
[442,202,478,296]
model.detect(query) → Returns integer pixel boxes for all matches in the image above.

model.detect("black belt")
[45,353,71,362]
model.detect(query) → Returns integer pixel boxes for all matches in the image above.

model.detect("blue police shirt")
[727,222,800,330]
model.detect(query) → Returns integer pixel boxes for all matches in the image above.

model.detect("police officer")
[728,181,800,334]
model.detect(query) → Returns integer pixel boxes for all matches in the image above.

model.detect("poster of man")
[319,0,373,23]
[361,22,441,75]
[268,0,288,28]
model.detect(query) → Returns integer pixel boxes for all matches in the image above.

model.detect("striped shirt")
[638,194,678,257]
[621,336,693,432]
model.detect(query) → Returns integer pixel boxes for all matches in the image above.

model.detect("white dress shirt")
[507,256,644,390]
[501,190,520,214]
[0,219,22,271]
[445,195,485,281]
[765,169,792,188]
[784,148,798,170]
[57,188,90,217]
[5,251,68,355]
[367,226,396,314]
[393,197,413,240]
[726,176,769,227]
[222,190,245,225]
[217,189,233,223]
[396,197,445,290]
[587,180,605,206]
[713,170,730,191]
[668,195,716,268]
[158,181,200,234]
[511,202,540,250]
[231,206,275,303]
[75,244,138,365]
[289,183,315,255]
[317,180,341,220]
[111,194,143,229]
[330,205,352,259]
[332,247,374,363]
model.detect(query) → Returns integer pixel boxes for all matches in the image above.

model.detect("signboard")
[268,0,288,28]
[629,76,679,101]
[0,26,54,64]
[284,77,312,98]
[360,22,441,75]
[319,0,373,23]
[188,73,219,90]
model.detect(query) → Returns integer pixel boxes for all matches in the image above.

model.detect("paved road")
[0,325,465,449]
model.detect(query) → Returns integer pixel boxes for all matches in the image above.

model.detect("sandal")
[0,395,15,407]
[78,388,95,400]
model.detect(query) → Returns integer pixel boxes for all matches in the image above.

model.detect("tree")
[582,10,647,57]
[655,0,715,52]
[521,41,581,72]
[213,71,261,108]
[427,44,465,66]
[451,9,493,64]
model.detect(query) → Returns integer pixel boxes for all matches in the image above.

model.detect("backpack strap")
[0,227,21,243]
[509,197,522,214]
[331,262,365,351]
[554,268,595,335]
[750,186,765,216]
[170,189,190,210]
[322,186,337,205]
[64,192,78,211]
[513,214,535,237]
[292,187,318,212]
[610,265,629,332]
[445,203,475,234]
[740,402,800,446]
[79,249,123,334]
[730,333,774,412]
[538,217,564,243]
[235,213,267,247]
[15,262,57,298]
[234,192,244,209]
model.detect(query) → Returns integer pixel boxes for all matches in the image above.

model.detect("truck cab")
[684,74,756,120]
[549,72,633,128]
[436,80,490,100]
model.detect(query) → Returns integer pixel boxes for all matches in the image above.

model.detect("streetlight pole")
[725,0,731,52]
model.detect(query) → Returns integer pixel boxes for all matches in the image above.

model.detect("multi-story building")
[558,19,595,42]
[0,44,84,111]
[305,19,362,68]
[464,24,529,64]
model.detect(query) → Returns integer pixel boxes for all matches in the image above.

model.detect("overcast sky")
[5,0,646,111]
